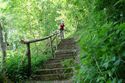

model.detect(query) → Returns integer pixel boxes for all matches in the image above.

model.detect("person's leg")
[60,30,65,40]
[60,30,63,40]
[62,30,64,39]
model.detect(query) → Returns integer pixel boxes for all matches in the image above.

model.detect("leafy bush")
[65,0,125,82]
[0,73,4,83]
[5,48,51,82]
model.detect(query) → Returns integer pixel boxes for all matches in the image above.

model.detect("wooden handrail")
[21,30,60,77]
[21,31,59,44]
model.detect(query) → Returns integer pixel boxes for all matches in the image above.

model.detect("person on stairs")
[59,21,65,40]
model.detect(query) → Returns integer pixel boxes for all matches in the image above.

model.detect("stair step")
[61,38,75,42]
[35,67,73,75]
[45,60,61,63]
[45,59,65,64]
[43,63,63,69]
[55,53,75,58]
[25,80,73,83]
[55,49,77,55]
[58,44,76,49]
[58,43,75,47]
[58,39,75,47]
[32,73,73,81]
[55,55,75,60]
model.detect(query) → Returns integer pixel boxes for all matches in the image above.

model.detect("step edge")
[36,67,73,71]
[32,73,73,77]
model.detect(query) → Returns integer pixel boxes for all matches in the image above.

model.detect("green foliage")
[0,0,125,82]
[6,49,50,81]
[61,59,74,67]
[0,71,4,83]
[96,0,125,23]
[0,0,66,81]
[0,1,62,82]
[65,0,125,83]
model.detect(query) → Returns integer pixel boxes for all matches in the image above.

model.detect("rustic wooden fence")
[21,30,60,77]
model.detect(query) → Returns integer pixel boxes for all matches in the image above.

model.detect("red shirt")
[60,23,64,30]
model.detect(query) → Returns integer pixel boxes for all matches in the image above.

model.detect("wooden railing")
[21,30,60,77]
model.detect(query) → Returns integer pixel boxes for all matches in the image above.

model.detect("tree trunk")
[0,23,6,73]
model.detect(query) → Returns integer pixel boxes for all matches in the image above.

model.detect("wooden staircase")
[28,38,77,83]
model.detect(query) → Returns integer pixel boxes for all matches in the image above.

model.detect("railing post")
[26,43,31,77]
[50,37,54,58]
[55,34,58,50]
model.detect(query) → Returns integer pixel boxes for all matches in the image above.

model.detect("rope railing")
[21,30,60,77]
